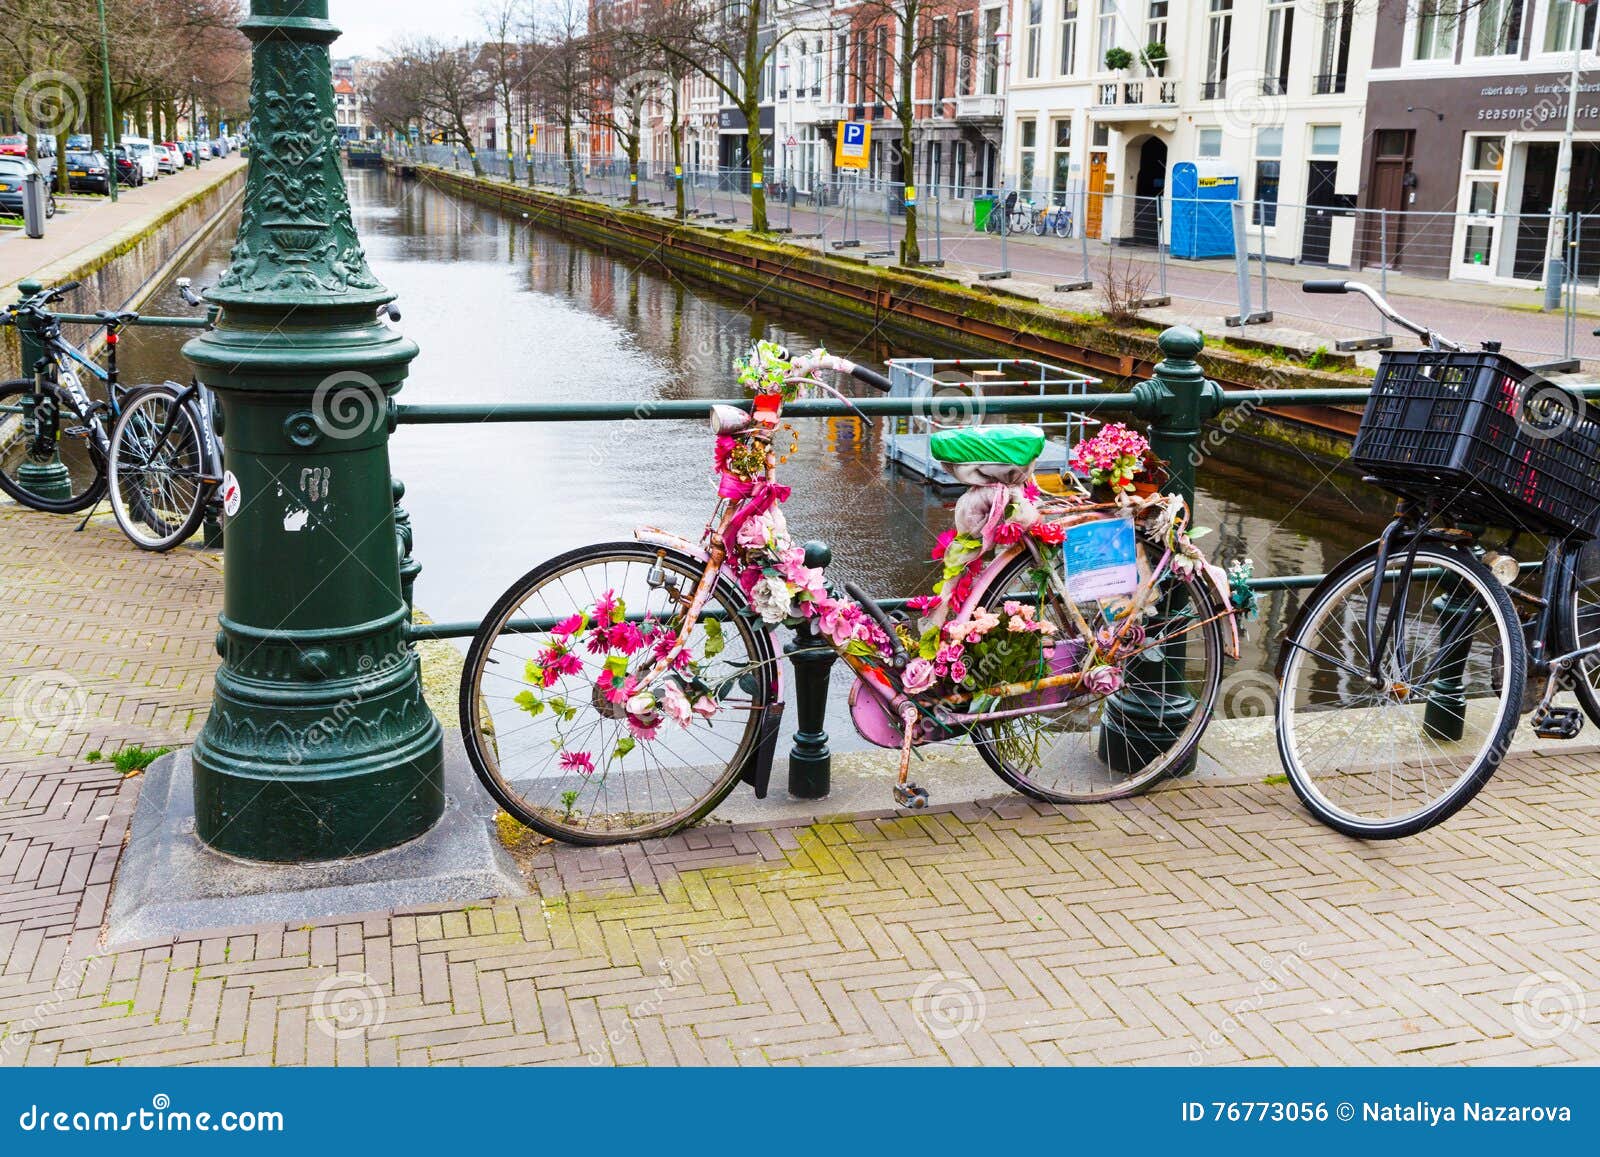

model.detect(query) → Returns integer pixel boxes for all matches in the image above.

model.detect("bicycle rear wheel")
[1053,212,1072,239]
[460,542,778,845]
[0,379,105,513]
[1562,538,1600,728]
[1276,544,1522,839]
[970,553,1225,803]
[107,385,209,551]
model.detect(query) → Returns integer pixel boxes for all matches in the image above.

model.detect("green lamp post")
[183,0,443,862]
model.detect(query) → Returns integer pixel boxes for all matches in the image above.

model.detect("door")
[1361,130,1411,269]
[1131,137,1167,247]
[1086,152,1107,239]
[1300,160,1338,265]
[1514,142,1558,281]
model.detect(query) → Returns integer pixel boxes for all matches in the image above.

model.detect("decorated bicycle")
[460,344,1249,844]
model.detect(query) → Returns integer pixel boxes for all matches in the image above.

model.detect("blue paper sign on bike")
[1062,516,1138,602]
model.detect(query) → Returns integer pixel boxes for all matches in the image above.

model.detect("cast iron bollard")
[786,540,838,798]
[11,279,73,503]
[182,0,443,862]
[1101,326,1225,772]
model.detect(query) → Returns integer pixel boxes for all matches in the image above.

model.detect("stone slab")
[105,738,525,947]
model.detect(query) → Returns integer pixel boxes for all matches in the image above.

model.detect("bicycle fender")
[633,527,785,798]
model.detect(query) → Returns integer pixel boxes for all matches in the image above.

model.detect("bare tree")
[837,0,962,263]
[405,36,492,176]
[527,0,590,195]
[480,0,534,182]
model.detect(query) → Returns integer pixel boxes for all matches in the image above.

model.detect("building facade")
[1360,0,1600,284]
[1000,1,1374,264]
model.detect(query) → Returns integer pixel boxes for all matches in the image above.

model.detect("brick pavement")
[2,501,1598,1066]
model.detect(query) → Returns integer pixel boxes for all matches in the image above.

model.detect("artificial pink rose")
[949,659,969,684]
[1083,665,1123,695]
[661,681,694,728]
[902,659,937,695]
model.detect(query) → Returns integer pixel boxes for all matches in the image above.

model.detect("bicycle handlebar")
[1300,278,1461,352]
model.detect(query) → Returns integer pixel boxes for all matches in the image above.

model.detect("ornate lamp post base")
[184,0,442,862]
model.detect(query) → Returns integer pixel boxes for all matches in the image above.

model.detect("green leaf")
[524,659,544,684]
[513,690,545,717]
[610,598,627,625]
[604,654,629,679]
[613,736,636,760]
[1188,526,1213,540]
[703,617,725,659]
[548,697,578,722]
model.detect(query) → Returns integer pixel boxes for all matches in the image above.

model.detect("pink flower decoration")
[551,613,585,639]
[692,695,719,719]
[949,659,969,684]
[1082,665,1123,695]
[902,659,937,695]
[930,528,957,561]
[559,750,595,776]
[609,622,644,655]
[627,718,661,741]
[661,682,694,728]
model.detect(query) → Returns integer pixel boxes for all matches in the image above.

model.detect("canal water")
[121,167,1382,735]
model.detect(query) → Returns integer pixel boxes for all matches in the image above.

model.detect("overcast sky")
[328,0,473,59]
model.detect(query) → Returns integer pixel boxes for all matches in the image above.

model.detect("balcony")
[954,93,1005,123]
[1314,72,1347,95]
[1094,76,1180,124]
[810,101,848,124]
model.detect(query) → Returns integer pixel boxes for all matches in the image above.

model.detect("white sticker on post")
[220,471,241,517]
[1062,516,1139,603]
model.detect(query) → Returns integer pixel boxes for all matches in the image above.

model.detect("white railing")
[955,94,1005,121]
[1095,76,1179,108]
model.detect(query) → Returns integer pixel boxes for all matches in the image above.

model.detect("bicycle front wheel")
[1053,212,1072,239]
[108,386,210,551]
[1561,538,1600,729]
[460,542,778,845]
[1276,544,1523,839]
[971,553,1225,803]
[0,379,105,513]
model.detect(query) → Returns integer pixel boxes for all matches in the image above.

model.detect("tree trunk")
[744,104,766,232]
[898,23,919,265]
[503,92,517,183]
[670,84,685,219]
[628,137,640,205]
[563,118,578,195]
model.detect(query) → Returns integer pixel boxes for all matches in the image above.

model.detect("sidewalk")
[0,157,246,296]
[532,170,1598,373]
[3,499,1598,1065]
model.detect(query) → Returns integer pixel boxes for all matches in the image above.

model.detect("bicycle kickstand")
[74,495,105,534]
[893,703,930,810]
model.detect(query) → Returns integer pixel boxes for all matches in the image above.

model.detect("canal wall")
[403,163,1363,468]
[1,164,247,381]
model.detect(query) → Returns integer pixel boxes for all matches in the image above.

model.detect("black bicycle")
[0,279,223,550]
[1274,280,1600,838]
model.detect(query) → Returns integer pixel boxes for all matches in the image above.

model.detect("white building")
[1002,1,1374,265]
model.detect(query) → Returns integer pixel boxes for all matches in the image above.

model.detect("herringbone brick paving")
[2,502,1598,1066]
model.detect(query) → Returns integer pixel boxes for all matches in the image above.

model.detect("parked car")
[64,150,111,195]
[111,146,145,187]
[66,133,92,151]
[119,137,159,180]
[154,143,179,174]
[0,134,27,158]
[0,156,57,219]
[178,140,197,165]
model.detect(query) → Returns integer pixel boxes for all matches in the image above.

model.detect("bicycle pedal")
[1532,705,1583,740]
[893,782,929,810]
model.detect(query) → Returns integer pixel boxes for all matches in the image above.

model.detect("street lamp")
[1545,0,1593,310]
[97,0,117,202]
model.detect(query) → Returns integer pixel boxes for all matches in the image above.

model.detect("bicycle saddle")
[929,425,1044,486]
[94,309,139,327]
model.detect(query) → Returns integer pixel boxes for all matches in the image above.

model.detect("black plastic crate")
[1350,349,1600,539]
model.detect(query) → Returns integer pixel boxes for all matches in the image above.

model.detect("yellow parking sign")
[835,121,870,170]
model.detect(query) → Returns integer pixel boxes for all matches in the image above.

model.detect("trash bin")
[21,171,46,239]
[972,195,995,233]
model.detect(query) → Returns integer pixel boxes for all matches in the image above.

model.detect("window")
[951,140,967,195]
[1098,0,1118,65]
[1025,0,1043,78]
[854,29,866,104]
[1459,135,1506,269]
[1413,1,1456,60]
[1316,1,1353,93]
[926,141,942,191]
[1252,126,1282,225]
[1310,125,1341,156]
[933,18,948,105]
[982,8,1002,94]
[835,34,848,102]
[1019,119,1038,197]
[957,14,974,95]
[875,26,888,106]
[1545,0,1598,52]
[1051,118,1073,204]
[1197,127,1222,158]
[1205,1,1233,99]
[1060,1,1079,75]
[1146,1,1168,53]
[1092,122,1109,148]
[1474,0,1523,57]
[777,47,788,98]
[1263,0,1294,95]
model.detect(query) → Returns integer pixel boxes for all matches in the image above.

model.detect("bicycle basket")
[1350,349,1600,539]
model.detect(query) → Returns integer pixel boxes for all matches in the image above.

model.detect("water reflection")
[120,167,1385,739]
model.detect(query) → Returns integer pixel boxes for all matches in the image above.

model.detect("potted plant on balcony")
[1104,46,1133,73]
[1141,42,1168,76]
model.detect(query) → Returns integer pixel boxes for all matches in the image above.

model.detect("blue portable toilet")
[1169,160,1239,260]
